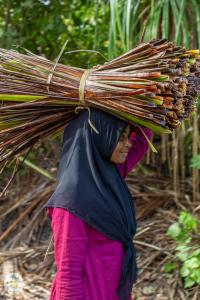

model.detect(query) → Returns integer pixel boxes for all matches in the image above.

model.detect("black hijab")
[44,108,138,299]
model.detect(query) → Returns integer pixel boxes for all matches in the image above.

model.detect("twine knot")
[76,69,99,134]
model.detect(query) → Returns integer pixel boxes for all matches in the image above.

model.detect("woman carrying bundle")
[44,108,153,300]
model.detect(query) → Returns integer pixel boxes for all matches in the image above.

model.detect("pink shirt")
[47,127,153,300]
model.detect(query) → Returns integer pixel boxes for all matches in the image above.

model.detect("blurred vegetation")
[0,0,109,67]
[165,211,200,288]
[0,0,199,64]
[108,0,200,58]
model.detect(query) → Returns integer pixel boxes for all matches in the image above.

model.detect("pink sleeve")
[116,126,153,179]
[49,207,91,299]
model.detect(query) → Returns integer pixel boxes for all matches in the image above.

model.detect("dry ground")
[0,170,199,299]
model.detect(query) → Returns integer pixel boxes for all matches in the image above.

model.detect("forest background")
[0,0,200,299]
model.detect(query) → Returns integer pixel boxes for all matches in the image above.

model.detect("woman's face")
[110,125,132,164]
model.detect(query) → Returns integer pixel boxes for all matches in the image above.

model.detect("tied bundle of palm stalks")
[0,38,199,165]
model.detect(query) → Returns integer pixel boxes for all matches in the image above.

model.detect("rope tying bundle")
[76,69,99,134]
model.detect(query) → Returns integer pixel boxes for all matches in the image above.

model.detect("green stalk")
[0,94,47,101]
[162,0,169,39]
[175,0,186,44]
[18,156,56,181]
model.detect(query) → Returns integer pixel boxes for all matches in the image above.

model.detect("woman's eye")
[119,134,128,141]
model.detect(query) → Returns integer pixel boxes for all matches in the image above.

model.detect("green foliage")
[165,211,200,288]
[1,0,199,64]
[163,261,178,273]
[108,0,200,59]
[190,155,200,169]
[0,0,109,67]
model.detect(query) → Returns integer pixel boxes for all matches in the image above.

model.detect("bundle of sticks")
[0,38,199,165]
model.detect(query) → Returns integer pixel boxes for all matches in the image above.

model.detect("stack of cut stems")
[0,38,199,164]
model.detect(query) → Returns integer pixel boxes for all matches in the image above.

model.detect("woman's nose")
[124,138,132,148]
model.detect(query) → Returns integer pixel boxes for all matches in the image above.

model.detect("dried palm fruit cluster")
[0,38,199,164]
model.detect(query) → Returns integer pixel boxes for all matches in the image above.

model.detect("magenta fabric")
[116,126,152,178]
[47,127,152,300]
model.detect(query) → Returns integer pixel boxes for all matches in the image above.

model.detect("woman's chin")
[118,156,127,163]
[110,154,127,164]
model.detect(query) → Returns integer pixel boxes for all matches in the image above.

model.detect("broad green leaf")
[180,265,190,277]
[176,251,189,262]
[176,245,192,252]
[184,257,200,269]
[189,249,200,258]
[184,276,195,288]
[163,262,177,273]
[179,211,198,232]
[191,269,200,283]
[166,222,182,238]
